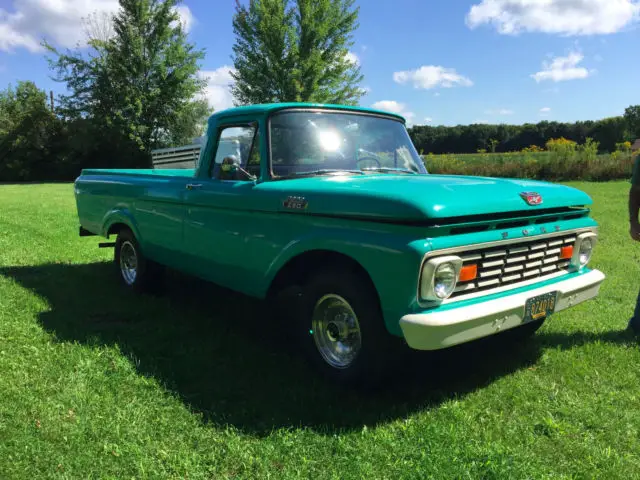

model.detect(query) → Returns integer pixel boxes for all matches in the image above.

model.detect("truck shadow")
[1,262,631,435]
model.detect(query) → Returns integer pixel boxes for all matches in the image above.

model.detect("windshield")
[269,110,428,178]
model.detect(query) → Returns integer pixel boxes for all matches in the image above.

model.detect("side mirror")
[221,155,240,173]
[219,155,257,182]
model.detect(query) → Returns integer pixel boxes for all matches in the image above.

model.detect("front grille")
[452,232,577,298]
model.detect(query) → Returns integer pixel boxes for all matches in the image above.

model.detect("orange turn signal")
[459,264,478,282]
[560,245,573,260]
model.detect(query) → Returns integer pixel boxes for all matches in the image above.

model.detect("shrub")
[423,144,635,182]
[616,141,632,153]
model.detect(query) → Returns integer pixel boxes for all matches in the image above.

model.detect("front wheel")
[298,269,401,387]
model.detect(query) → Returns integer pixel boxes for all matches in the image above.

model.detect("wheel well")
[267,250,380,305]
[106,222,130,238]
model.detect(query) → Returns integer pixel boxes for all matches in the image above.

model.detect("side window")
[246,129,261,177]
[212,126,258,181]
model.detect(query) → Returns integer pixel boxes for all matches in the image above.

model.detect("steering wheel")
[356,156,381,170]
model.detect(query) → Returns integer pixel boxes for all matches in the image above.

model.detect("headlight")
[571,232,597,269]
[579,237,594,265]
[434,263,458,298]
[420,255,463,301]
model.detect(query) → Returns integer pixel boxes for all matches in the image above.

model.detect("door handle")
[186,183,202,190]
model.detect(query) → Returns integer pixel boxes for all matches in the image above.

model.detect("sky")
[0,0,639,127]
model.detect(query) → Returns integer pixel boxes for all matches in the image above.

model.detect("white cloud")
[393,65,473,89]
[199,66,236,112]
[423,117,433,123]
[485,108,514,115]
[466,0,640,36]
[540,107,552,116]
[531,52,593,82]
[0,0,195,53]
[434,92,441,97]
[174,5,195,32]
[473,119,489,124]
[371,100,416,125]
[345,51,360,65]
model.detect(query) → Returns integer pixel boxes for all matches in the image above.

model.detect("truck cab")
[75,102,605,386]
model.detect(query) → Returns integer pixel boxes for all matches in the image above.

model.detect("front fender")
[264,230,426,336]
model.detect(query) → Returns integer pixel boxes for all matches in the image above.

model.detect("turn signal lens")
[459,264,478,282]
[560,245,573,260]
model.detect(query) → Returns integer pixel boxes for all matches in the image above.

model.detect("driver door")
[182,124,263,291]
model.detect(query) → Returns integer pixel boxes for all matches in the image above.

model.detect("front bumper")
[399,269,605,350]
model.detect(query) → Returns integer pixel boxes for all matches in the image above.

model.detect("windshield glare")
[269,111,428,178]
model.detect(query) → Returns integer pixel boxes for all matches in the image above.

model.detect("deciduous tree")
[46,0,209,164]
[231,0,364,105]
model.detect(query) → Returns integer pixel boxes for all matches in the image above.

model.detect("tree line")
[409,107,640,155]
[1,0,639,183]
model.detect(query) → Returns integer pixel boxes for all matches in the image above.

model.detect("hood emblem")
[520,192,543,206]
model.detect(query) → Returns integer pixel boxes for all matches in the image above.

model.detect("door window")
[212,126,260,181]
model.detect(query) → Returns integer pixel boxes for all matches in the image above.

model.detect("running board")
[98,242,116,248]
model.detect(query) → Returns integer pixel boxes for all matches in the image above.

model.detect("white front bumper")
[399,269,605,350]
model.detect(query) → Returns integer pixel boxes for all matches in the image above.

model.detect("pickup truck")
[74,102,605,386]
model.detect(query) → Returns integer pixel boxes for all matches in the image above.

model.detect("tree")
[624,105,640,139]
[230,0,364,105]
[0,81,61,181]
[46,0,208,165]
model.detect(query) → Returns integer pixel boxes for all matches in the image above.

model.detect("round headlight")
[579,237,594,266]
[434,262,458,299]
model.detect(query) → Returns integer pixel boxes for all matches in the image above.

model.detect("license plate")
[523,292,557,323]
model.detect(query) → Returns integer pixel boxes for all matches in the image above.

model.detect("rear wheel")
[114,229,164,293]
[297,268,401,387]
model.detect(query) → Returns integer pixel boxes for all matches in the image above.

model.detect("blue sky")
[1,0,639,126]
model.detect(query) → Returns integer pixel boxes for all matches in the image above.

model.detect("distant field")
[423,151,635,181]
[1,182,640,478]
[425,151,553,164]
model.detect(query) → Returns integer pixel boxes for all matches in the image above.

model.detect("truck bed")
[80,168,196,178]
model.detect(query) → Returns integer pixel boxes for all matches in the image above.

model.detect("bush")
[424,142,635,182]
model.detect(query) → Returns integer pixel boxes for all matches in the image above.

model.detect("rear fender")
[102,208,142,246]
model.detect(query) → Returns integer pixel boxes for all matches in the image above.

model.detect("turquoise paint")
[74,103,601,338]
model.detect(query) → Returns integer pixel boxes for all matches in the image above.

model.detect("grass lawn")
[1,181,640,479]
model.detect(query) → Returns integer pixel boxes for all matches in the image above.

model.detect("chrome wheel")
[119,240,138,285]
[311,294,362,369]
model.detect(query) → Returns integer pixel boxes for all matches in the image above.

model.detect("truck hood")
[266,174,592,222]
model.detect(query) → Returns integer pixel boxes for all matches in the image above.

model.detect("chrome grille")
[452,233,577,298]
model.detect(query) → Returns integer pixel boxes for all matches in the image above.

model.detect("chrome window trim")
[417,226,597,308]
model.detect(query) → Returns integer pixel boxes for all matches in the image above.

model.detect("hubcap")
[119,240,138,285]
[311,294,362,369]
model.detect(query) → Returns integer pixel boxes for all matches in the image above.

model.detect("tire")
[296,268,402,388]
[114,228,164,293]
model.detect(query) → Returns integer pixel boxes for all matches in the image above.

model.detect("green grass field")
[1,182,640,479]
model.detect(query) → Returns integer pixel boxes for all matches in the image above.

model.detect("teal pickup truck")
[74,103,605,385]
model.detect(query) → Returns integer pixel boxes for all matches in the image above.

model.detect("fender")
[101,208,143,247]
[263,230,425,336]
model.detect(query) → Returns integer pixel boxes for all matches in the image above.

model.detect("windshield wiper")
[361,167,419,175]
[283,169,366,178]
